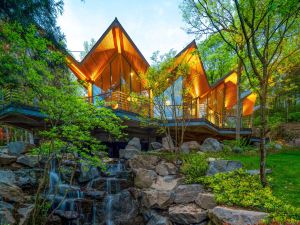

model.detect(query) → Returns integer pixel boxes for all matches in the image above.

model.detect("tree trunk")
[259,88,268,187]
[236,59,242,141]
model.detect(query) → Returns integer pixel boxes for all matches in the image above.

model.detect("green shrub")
[288,112,300,122]
[180,153,208,183]
[201,170,300,223]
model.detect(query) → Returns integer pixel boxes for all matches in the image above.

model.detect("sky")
[57,0,195,62]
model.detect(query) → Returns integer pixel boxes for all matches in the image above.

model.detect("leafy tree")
[181,0,300,186]
[0,22,125,224]
[0,0,65,48]
[198,34,236,84]
[181,0,246,141]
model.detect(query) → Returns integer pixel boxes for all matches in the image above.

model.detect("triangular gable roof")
[174,40,210,98]
[66,18,149,82]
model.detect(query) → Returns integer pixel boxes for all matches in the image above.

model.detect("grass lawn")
[225,149,300,208]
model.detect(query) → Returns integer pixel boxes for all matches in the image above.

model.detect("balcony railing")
[0,88,252,129]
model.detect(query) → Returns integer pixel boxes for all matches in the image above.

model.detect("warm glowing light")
[112,103,119,109]
[165,100,171,106]
[130,72,134,76]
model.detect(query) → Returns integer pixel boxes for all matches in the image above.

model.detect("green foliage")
[223,138,256,152]
[0,0,65,47]
[180,153,208,183]
[197,34,237,84]
[201,170,300,223]
[288,112,300,122]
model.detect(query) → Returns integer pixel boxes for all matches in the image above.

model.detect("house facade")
[66,18,256,142]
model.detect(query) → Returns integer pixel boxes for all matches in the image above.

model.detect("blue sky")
[57,0,194,62]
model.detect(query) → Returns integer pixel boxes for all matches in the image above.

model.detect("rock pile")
[0,141,40,225]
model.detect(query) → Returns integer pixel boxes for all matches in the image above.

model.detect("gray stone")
[7,141,30,156]
[232,146,243,153]
[15,169,40,189]
[18,204,34,225]
[274,143,282,150]
[155,162,177,176]
[162,135,175,150]
[195,193,217,209]
[134,168,157,188]
[128,154,160,171]
[169,203,208,224]
[0,201,14,212]
[144,210,173,225]
[150,142,163,150]
[119,148,140,160]
[200,138,223,152]
[16,155,39,168]
[174,184,204,204]
[246,169,272,175]
[0,181,24,202]
[207,160,243,175]
[0,153,17,165]
[126,137,141,150]
[208,206,268,225]
[151,175,182,191]
[0,169,16,184]
[141,189,174,209]
[181,141,201,153]
[0,208,16,225]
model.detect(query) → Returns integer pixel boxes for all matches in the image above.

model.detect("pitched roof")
[66,18,149,82]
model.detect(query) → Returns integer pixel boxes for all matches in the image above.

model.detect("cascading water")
[48,159,84,224]
[89,159,125,225]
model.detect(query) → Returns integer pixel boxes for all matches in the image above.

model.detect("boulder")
[0,209,16,225]
[141,189,174,209]
[155,161,177,176]
[274,143,283,151]
[208,206,268,225]
[0,153,17,165]
[128,154,160,171]
[126,137,141,150]
[232,146,242,153]
[162,136,175,150]
[16,155,39,168]
[0,181,24,202]
[150,142,163,150]
[169,203,208,224]
[144,210,173,225]
[207,160,243,175]
[246,169,272,175]
[174,184,204,204]
[18,204,34,225]
[180,141,201,153]
[84,190,106,201]
[7,141,30,156]
[151,175,182,191]
[0,147,9,154]
[200,138,223,152]
[195,193,217,209]
[87,177,130,193]
[0,169,16,184]
[0,201,14,212]
[119,148,140,160]
[15,169,41,189]
[46,215,63,225]
[134,168,157,188]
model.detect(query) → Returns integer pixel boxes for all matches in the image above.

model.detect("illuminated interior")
[66,18,257,128]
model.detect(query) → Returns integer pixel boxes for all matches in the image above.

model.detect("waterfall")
[48,159,84,223]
